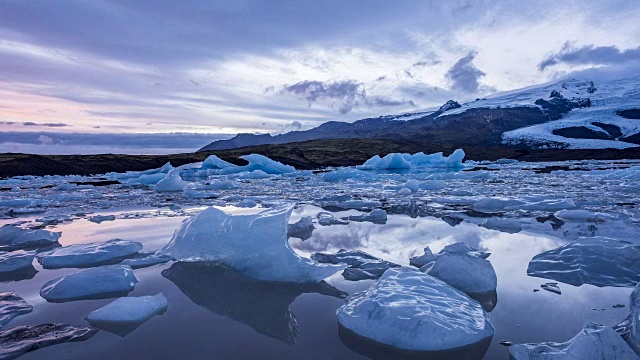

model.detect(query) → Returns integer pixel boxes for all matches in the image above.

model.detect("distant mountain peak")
[438,100,462,113]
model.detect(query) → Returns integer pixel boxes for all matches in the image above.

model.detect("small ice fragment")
[40,265,138,302]
[541,283,562,295]
[317,212,349,226]
[343,209,387,224]
[312,250,400,281]
[154,168,187,192]
[88,215,116,224]
[409,247,436,268]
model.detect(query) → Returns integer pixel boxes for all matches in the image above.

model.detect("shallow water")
[1,205,633,360]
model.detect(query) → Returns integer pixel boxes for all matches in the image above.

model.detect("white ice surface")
[36,239,143,269]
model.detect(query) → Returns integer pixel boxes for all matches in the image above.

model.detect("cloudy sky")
[1,0,639,153]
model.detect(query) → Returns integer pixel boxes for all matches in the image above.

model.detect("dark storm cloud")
[445,51,486,93]
[539,43,640,70]
[282,80,366,114]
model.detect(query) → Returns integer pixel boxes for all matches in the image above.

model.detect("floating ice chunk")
[0,324,97,360]
[517,199,576,211]
[88,214,116,224]
[439,242,491,259]
[554,209,608,222]
[409,247,436,268]
[40,265,138,302]
[419,180,446,190]
[398,187,412,195]
[0,292,32,328]
[312,249,400,281]
[337,268,494,351]
[446,149,466,167]
[510,323,637,360]
[124,173,167,185]
[0,251,36,273]
[120,252,172,269]
[423,253,497,295]
[317,212,349,226]
[36,214,73,226]
[37,239,143,269]
[10,187,20,193]
[541,282,562,295]
[322,168,376,182]
[528,237,640,287]
[471,198,526,212]
[154,168,188,192]
[201,155,236,170]
[53,183,77,191]
[480,218,523,233]
[221,154,295,175]
[206,180,236,190]
[343,209,387,224]
[239,170,271,179]
[113,162,173,180]
[86,293,168,336]
[235,199,257,208]
[359,153,412,170]
[0,225,61,251]
[159,205,344,283]
[287,216,315,240]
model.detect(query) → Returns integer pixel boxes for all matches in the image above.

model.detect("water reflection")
[0,266,37,282]
[469,290,498,313]
[338,324,492,360]
[162,262,347,344]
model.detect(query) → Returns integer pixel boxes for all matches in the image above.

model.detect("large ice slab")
[527,237,640,287]
[86,293,168,336]
[0,251,36,273]
[40,265,138,302]
[0,225,61,251]
[0,324,97,360]
[220,154,295,175]
[36,239,143,269]
[0,292,32,328]
[312,249,400,281]
[510,323,637,359]
[336,268,494,351]
[162,262,346,344]
[423,252,497,295]
[159,205,344,283]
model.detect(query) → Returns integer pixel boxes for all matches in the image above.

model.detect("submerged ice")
[160,205,344,283]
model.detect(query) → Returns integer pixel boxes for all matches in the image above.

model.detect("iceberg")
[342,209,387,224]
[509,323,637,359]
[0,292,32,328]
[201,155,236,170]
[154,168,187,192]
[238,170,271,179]
[0,250,36,273]
[311,249,400,281]
[336,268,494,351]
[358,153,411,170]
[0,225,61,251]
[287,216,315,240]
[40,265,138,302]
[527,237,640,287]
[85,293,168,336]
[36,239,143,269]
[0,324,97,360]
[220,154,295,175]
[159,205,344,283]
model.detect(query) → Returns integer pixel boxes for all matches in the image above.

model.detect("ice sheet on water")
[0,324,97,360]
[0,292,32,328]
[0,251,36,273]
[311,249,400,281]
[527,237,640,287]
[37,239,143,269]
[86,293,168,336]
[509,323,637,359]
[336,267,494,351]
[0,225,61,251]
[317,212,349,226]
[159,205,344,283]
[40,265,138,302]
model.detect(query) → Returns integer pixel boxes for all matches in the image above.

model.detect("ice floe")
[86,293,168,336]
[336,267,494,351]
[358,153,411,170]
[36,239,143,269]
[40,265,138,302]
[0,324,97,360]
[422,252,497,295]
[510,323,637,359]
[317,212,349,226]
[0,292,32,328]
[160,205,344,283]
[0,251,36,274]
[0,225,61,251]
[311,249,400,281]
[358,149,466,170]
[528,237,640,287]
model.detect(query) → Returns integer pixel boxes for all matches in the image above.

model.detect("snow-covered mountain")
[199,76,640,151]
